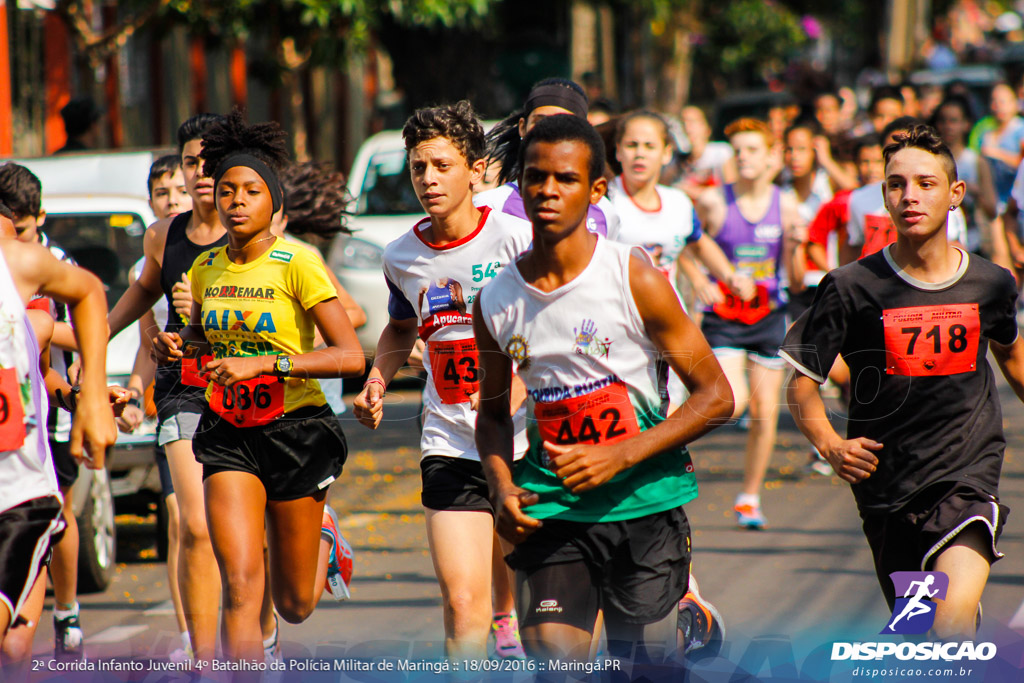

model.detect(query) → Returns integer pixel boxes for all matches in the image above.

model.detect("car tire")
[77,468,116,593]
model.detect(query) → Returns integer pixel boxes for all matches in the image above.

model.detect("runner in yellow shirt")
[153,111,364,661]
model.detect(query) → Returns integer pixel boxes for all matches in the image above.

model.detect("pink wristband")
[364,377,386,395]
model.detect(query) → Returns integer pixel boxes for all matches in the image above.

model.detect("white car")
[327,130,426,355]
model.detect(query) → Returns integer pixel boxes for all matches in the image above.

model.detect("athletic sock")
[54,602,80,621]
[735,493,760,508]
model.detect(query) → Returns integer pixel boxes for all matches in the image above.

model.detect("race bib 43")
[429,338,479,405]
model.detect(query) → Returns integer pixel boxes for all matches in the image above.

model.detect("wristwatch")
[274,355,292,377]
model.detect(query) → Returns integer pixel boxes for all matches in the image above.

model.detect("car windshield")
[42,212,147,309]
[356,149,423,216]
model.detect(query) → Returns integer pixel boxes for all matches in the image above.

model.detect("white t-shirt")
[606,176,702,284]
[846,183,968,257]
[382,207,531,460]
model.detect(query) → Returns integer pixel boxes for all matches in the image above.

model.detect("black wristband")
[127,397,142,409]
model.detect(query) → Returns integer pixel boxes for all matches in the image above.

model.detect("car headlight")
[333,236,384,270]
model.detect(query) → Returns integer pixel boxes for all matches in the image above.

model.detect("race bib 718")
[882,303,980,376]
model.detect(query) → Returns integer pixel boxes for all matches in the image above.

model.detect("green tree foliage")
[700,0,808,84]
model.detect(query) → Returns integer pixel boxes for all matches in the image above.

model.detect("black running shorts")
[193,405,346,500]
[420,455,492,513]
[862,481,1009,610]
[701,307,788,359]
[507,505,692,627]
[0,496,64,623]
[50,439,78,490]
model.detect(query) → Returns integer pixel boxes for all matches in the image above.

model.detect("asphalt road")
[25,372,1024,681]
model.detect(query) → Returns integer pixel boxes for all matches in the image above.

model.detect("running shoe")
[168,644,194,664]
[805,448,833,477]
[491,612,526,659]
[677,575,725,659]
[322,505,354,600]
[53,610,84,658]
[734,502,767,530]
[264,613,281,665]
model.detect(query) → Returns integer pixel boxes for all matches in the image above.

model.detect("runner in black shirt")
[782,125,1024,639]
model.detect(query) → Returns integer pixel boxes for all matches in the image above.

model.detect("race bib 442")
[534,381,640,447]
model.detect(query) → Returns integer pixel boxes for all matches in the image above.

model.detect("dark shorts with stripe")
[507,505,692,628]
[0,496,64,623]
[193,405,347,501]
[862,481,1009,610]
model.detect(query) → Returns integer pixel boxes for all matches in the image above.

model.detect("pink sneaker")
[322,505,353,600]
[491,612,526,659]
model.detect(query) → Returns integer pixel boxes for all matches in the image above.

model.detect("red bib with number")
[209,375,285,427]
[181,354,214,388]
[860,215,896,258]
[534,381,640,447]
[0,367,27,451]
[712,282,772,325]
[882,303,980,376]
[429,338,480,405]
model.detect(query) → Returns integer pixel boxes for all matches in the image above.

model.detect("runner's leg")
[265,490,330,624]
[165,438,221,660]
[931,525,993,640]
[425,509,494,659]
[0,571,46,669]
[741,360,784,497]
[163,493,188,637]
[204,471,268,661]
[715,352,749,419]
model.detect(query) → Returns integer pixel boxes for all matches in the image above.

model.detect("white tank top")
[479,236,697,522]
[382,207,531,460]
[0,247,58,512]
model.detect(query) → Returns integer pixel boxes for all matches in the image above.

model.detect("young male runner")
[0,237,116,666]
[783,124,1024,638]
[0,162,87,657]
[475,114,733,662]
[354,101,532,660]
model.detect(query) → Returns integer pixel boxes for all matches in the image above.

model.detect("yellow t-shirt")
[191,239,337,413]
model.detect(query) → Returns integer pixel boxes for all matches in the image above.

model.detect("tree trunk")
[655,5,699,115]
[280,37,311,162]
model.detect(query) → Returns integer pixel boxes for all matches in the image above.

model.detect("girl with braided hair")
[153,111,365,661]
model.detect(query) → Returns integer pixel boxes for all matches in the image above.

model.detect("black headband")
[524,84,588,120]
[213,153,283,212]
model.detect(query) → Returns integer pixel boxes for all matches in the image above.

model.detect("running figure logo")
[883,571,949,634]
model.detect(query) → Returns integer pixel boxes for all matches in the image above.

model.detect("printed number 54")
[472,262,499,282]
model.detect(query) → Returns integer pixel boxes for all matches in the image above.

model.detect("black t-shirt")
[780,247,1019,514]
[153,212,228,418]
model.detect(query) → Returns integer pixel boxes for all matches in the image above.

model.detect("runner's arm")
[352,315,418,430]
[684,233,755,300]
[781,192,806,293]
[8,241,116,468]
[108,219,170,338]
[992,336,1024,402]
[786,372,881,483]
[473,297,542,543]
[694,187,726,237]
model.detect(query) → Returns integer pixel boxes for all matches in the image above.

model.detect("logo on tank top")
[417,278,472,341]
[200,251,217,267]
[504,334,531,371]
[754,223,783,240]
[573,319,612,359]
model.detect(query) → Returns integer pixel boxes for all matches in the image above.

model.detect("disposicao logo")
[830,571,997,663]
[884,571,948,635]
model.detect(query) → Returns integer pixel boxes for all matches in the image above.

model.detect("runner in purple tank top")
[695,118,802,530]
